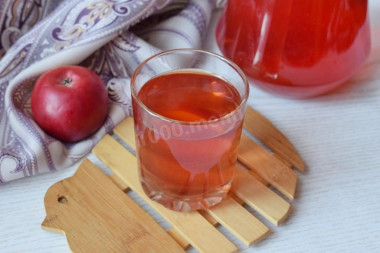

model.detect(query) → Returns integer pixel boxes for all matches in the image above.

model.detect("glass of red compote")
[131,49,249,211]
[216,0,371,98]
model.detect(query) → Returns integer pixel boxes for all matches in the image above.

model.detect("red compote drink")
[216,0,370,97]
[133,70,244,210]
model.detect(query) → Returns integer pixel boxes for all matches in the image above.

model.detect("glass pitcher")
[216,0,371,98]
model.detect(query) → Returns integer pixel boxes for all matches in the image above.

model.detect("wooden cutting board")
[42,106,304,252]
[41,158,185,253]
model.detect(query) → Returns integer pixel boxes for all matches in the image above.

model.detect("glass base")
[141,182,231,212]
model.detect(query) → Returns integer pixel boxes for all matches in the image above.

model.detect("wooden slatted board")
[42,106,304,253]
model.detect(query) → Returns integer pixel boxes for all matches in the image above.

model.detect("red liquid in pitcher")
[134,71,243,206]
[216,0,370,97]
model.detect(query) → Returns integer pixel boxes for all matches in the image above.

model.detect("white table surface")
[1,1,380,252]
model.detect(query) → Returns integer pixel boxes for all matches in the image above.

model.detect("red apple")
[31,66,108,142]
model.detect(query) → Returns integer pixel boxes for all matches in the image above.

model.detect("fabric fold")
[0,0,223,183]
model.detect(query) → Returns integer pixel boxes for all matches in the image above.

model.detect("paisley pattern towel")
[0,0,225,183]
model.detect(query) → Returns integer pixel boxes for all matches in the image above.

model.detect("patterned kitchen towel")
[0,0,225,183]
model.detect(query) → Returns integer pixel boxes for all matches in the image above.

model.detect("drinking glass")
[131,49,249,211]
[216,0,371,98]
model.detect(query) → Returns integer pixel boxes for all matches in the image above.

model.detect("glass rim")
[130,48,249,125]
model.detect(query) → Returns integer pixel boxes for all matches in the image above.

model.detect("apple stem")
[62,78,72,86]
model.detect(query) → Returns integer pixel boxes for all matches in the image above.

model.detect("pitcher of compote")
[216,0,371,98]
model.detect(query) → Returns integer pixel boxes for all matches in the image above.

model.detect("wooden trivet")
[42,106,304,253]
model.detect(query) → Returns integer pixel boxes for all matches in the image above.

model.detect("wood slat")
[230,192,245,205]
[108,173,191,250]
[273,154,293,169]
[197,210,219,226]
[114,117,136,147]
[114,118,270,246]
[109,173,129,192]
[240,162,268,186]
[232,164,291,226]
[238,134,298,200]
[167,229,191,250]
[243,106,305,172]
[207,196,270,245]
[93,135,237,253]
[42,159,185,253]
